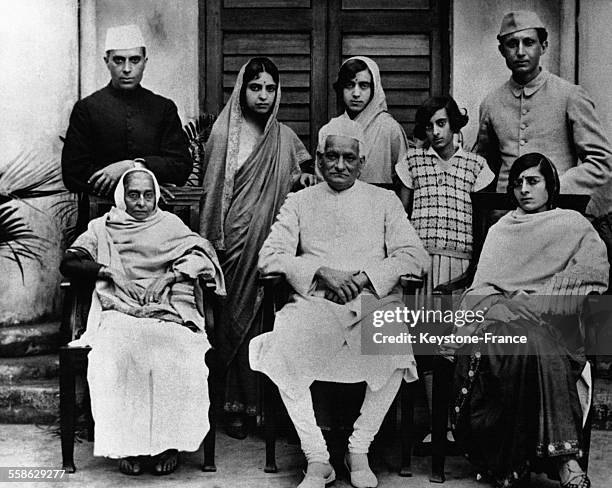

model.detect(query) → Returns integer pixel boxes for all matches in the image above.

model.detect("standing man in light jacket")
[475,10,612,216]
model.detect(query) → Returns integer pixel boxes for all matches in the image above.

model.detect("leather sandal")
[297,466,336,488]
[226,413,248,439]
[344,453,378,488]
[561,472,591,488]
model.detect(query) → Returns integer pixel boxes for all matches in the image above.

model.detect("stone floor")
[0,425,610,488]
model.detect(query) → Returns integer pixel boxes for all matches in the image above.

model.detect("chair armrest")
[258,273,286,287]
[400,274,425,293]
[199,276,217,291]
[60,277,93,345]
[433,269,474,296]
[59,344,92,352]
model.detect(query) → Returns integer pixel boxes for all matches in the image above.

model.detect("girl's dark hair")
[239,57,280,112]
[333,58,374,100]
[507,152,559,209]
[413,96,469,140]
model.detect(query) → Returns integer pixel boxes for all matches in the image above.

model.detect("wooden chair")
[428,192,595,483]
[59,190,220,473]
[258,272,425,476]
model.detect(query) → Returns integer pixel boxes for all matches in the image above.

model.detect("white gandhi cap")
[104,24,146,52]
[317,117,366,157]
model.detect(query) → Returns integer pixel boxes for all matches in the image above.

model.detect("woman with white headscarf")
[331,56,409,185]
[199,57,314,437]
[60,168,225,476]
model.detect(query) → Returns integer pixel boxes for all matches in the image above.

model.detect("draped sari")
[200,61,310,414]
[452,208,608,486]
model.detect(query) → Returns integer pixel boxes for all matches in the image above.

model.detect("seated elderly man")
[60,168,225,476]
[250,118,428,488]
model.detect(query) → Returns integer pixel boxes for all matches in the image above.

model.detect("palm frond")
[183,113,216,186]
[0,151,64,282]
[48,196,78,244]
[0,205,48,282]
[0,150,62,198]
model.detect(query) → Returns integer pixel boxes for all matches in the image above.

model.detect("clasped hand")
[487,295,541,323]
[315,266,369,304]
[438,295,540,362]
[104,268,174,305]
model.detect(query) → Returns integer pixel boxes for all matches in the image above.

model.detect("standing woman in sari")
[200,57,314,437]
[330,56,409,185]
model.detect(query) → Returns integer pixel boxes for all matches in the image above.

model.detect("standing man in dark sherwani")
[62,24,191,197]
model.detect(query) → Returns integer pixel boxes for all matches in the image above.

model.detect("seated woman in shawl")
[330,56,409,184]
[60,168,225,476]
[443,153,608,488]
[199,57,315,438]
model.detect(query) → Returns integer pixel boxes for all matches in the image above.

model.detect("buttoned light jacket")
[475,69,612,215]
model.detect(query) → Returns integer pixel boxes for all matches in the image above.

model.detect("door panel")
[225,0,310,7]
[342,0,429,9]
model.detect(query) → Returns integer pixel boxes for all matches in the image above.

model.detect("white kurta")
[249,180,429,399]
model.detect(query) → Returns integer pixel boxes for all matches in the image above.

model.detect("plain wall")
[451,0,562,147]
[578,0,612,133]
[0,0,78,324]
[80,0,199,123]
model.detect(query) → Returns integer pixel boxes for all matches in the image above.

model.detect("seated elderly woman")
[444,153,608,488]
[60,168,225,476]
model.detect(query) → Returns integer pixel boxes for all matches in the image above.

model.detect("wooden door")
[200,0,449,153]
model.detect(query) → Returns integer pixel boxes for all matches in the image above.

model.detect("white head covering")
[113,168,161,213]
[341,56,387,131]
[104,24,146,52]
[317,117,366,157]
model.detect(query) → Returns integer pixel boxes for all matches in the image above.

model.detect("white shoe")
[297,466,336,488]
[344,453,378,488]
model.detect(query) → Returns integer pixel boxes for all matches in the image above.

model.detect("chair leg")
[263,376,278,473]
[83,384,94,442]
[399,380,415,477]
[430,356,454,483]
[203,352,217,472]
[59,348,76,473]
[202,423,217,472]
